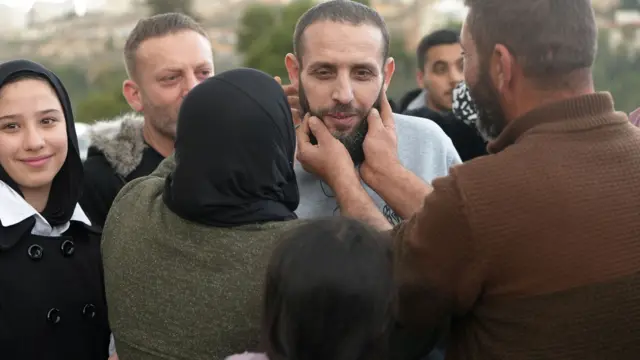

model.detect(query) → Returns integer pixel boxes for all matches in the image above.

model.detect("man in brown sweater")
[295,0,640,358]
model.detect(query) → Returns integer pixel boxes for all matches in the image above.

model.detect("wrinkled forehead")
[299,21,386,69]
[135,32,213,74]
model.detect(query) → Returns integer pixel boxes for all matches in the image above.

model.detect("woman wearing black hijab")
[0,60,111,359]
[101,68,301,360]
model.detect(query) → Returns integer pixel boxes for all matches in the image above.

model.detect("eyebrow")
[309,61,379,70]
[0,109,62,121]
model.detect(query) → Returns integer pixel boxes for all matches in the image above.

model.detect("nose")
[450,67,464,86]
[181,73,199,97]
[23,126,46,151]
[331,73,354,104]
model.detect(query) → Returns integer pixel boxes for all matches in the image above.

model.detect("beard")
[141,96,179,140]
[298,79,383,165]
[467,64,507,141]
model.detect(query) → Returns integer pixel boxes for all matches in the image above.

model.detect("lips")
[21,155,53,167]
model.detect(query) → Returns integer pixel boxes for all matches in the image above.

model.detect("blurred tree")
[239,0,314,79]
[619,0,639,10]
[387,34,416,101]
[236,4,277,54]
[592,30,640,113]
[352,0,371,5]
[75,67,131,123]
[145,0,195,17]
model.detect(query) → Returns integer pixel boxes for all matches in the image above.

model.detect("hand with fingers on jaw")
[275,76,302,127]
[360,91,401,184]
[296,113,360,189]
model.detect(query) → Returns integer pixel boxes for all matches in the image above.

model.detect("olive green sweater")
[101,155,303,360]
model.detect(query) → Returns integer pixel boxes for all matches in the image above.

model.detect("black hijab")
[0,60,83,227]
[164,68,299,227]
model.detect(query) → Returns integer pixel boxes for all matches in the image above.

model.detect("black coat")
[0,220,111,360]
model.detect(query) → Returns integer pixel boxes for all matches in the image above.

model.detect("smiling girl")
[0,60,111,359]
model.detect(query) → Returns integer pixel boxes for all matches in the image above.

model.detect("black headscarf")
[164,68,299,227]
[0,60,83,227]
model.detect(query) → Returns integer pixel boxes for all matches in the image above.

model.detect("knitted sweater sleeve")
[392,172,484,329]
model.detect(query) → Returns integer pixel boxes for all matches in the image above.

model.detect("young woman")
[226,217,396,360]
[0,60,111,359]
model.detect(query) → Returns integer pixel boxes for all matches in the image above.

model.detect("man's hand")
[360,91,402,184]
[296,113,359,188]
[275,76,301,127]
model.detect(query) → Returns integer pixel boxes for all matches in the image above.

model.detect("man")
[402,30,487,161]
[284,0,460,227]
[80,12,214,228]
[399,29,463,114]
[298,0,640,358]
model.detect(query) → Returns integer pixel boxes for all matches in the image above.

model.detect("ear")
[416,68,425,89]
[383,57,395,92]
[492,44,514,94]
[284,53,300,88]
[122,79,143,112]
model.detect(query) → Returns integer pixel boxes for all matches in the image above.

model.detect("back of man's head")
[293,0,390,63]
[464,0,597,88]
[124,12,208,79]
[416,29,460,70]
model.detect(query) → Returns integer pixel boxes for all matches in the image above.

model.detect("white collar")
[0,180,91,232]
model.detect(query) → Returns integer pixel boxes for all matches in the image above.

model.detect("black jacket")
[404,106,488,162]
[80,113,164,229]
[0,221,111,359]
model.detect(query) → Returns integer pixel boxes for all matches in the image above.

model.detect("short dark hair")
[293,0,390,64]
[263,217,394,360]
[416,29,460,70]
[124,12,208,79]
[464,0,597,85]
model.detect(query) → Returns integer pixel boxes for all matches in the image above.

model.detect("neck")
[21,184,51,213]
[142,122,174,157]
[508,72,595,122]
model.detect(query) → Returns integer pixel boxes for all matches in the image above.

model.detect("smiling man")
[286,0,460,227]
[80,13,214,229]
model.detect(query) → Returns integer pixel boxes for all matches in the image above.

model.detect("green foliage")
[387,34,416,101]
[351,0,371,6]
[619,0,639,10]
[238,0,314,79]
[237,4,277,54]
[592,30,640,113]
[74,67,131,123]
[145,0,195,17]
[75,84,131,123]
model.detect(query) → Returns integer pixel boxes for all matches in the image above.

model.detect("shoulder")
[87,113,147,178]
[394,113,454,146]
[109,174,164,218]
[393,113,462,172]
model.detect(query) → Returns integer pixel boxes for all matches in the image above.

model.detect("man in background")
[80,13,214,228]
[398,29,463,113]
[402,29,487,161]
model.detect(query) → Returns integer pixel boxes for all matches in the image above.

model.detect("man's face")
[287,21,393,164]
[461,19,506,140]
[134,31,214,139]
[418,43,463,112]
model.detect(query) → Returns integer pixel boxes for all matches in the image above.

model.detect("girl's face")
[0,78,67,193]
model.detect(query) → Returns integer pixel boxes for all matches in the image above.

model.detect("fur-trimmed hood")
[87,112,146,178]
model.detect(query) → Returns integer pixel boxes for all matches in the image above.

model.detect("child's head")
[263,217,395,360]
